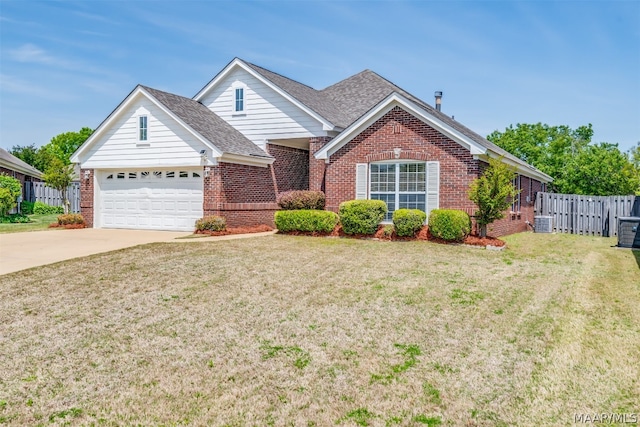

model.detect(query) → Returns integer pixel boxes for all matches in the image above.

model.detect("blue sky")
[1,0,638,153]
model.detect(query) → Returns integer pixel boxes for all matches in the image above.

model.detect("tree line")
[487,123,639,196]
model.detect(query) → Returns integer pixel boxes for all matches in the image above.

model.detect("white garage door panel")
[99,169,203,231]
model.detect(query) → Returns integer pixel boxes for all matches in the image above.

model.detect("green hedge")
[338,199,387,235]
[428,209,471,242]
[21,200,35,215]
[392,209,426,237]
[277,191,326,210]
[34,201,63,215]
[275,210,338,233]
[195,216,226,232]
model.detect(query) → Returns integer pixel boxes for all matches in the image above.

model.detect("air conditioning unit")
[534,216,553,233]
[618,217,640,248]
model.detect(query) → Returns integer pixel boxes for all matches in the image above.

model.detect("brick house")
[71,58,551,235]
[0,147,43,196]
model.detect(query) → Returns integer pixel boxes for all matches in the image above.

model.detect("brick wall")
[80,169,94,228]
[309,136,332,191]
[320,107,479,213]
[315,106,546,237]
[203,162,278,227]
[266,144,309,193]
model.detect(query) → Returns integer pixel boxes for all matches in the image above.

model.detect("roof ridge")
[243,60,320,91]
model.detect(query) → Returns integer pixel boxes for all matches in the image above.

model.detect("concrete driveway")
[0,228,191,275]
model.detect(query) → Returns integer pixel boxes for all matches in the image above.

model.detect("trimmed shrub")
[21,200,35,215]
[277,190,325,210]
[34,201,64,215]
[275,209,338,233]
[195,216,226,232]
[338,199,387,235]
[57,213,85,225]
[428,209,471,242]
[393,209,427,237]
[0,175,21,216]
[0,213,30,223]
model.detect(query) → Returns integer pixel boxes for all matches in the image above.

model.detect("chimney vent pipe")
[434,91,443,112]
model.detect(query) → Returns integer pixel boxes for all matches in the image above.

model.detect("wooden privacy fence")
[534,192,638,237]
[24,182,81,213]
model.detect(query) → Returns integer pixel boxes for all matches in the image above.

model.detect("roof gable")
[71,85,272,165]
[193,58,336,131]
[315,93,488,159]
[315,93,553,182]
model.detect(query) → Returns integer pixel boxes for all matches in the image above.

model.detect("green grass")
[0,232,638,426]
[0,214,60,233]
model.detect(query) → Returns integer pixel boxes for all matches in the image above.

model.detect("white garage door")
[99,169,203,231]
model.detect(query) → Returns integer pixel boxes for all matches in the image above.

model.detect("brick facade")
[309,136,332,192]
[312,107,544,237]
[203,162,278,227]
[80,169,94,228]
[318,107,480,213]
[266,144,309,193]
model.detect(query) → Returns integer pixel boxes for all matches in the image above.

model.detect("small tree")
[43,158,74,214]
[0,175,22,216]
[468,157,520,237]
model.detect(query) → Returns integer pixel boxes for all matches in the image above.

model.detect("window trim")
[369,161,429,222]
[231,82,247,115]
[138,115,148,144]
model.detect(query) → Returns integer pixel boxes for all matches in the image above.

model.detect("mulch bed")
[278,224,506,248]
[48,223,86,229]
[195,224,274,237]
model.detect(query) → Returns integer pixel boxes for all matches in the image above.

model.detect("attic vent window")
[235,88,244,112]
[139,115,148,141]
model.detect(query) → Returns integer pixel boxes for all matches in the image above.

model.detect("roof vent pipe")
[434,91,443,112]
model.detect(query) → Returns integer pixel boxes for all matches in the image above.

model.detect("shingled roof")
[241,60,546,176]
[141,86,272,159]
[0,147,43,178]
[244,61,345,127]
[320,70,540,174]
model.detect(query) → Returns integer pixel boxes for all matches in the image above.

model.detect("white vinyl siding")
[81,94,209,169]
[366,161,439,222]
[200,68,326,148]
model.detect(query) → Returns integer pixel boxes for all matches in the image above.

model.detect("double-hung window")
[370,162,427,221]
[138,116,148,141]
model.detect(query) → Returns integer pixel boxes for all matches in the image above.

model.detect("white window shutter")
[426,161,439,216]
[355,163,368,199]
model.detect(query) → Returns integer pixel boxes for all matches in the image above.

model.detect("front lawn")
[0,233,638,426]
[0,214,60,234]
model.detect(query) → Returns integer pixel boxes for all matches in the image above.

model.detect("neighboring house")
[71,58,552,235]
[0,147,43,190]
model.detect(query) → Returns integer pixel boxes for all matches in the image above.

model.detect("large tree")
[488,123,637,195]
[10,127,93,173]
[561,143,639,196]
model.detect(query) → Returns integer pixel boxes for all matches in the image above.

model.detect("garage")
[98,169,203,231]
